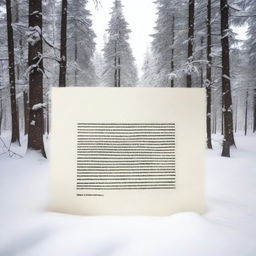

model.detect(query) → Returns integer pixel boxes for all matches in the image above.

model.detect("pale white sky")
[88,0,157,77]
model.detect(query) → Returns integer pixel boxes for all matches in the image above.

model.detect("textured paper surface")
[49,87,206,216]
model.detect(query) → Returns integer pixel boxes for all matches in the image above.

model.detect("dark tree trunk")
[187,0,195,88]
[221,110,224,135]
[59,0,67,87]
[23,91,29,135]
[118,57,121,87]
[244,90,248,136]
[114,42,117,87]
[28,0,46,157]
[171,16,175,88]
[220,0,235,157]
[6,0,20,145]
[206,0,212,149]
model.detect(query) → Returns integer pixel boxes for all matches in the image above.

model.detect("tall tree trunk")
[74,31,78,86]
[206,0,213,149]
[59,0,67,87]
[6,0,20,145]
[23,91,29,135]
[28,0,46,157]
[187,0,195,88]
[118,57,121,87]
[200,37,204,88]
[114,42,117,87]
[244,90,248,136]
[171,16,175,88]
[221,109,224,135]
[220,0,235,157]
[214,110,217,134]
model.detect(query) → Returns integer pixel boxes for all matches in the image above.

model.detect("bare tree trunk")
[200,37,204,88]
[220,0,235,157]
[23,91,29,135]
[118,57,121,87]
[114,42,117,87]
[244,90,248,136]
[206,0,212,149]
[221,110,224,135]
[6,0,20,145]
[59,0,67,87]
[187,0,195,88]
[28,0,46,157]
[171,16,175,88]
[74,31,78,86]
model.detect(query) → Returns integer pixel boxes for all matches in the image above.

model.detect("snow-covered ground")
[0,133,255,256]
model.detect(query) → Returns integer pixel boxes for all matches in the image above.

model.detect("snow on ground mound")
[0,133,255,256]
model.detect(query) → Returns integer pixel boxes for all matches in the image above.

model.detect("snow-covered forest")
[0,0,255,158]
[0,1,256,255]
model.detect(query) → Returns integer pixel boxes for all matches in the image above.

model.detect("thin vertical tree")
[23,90,29,135]
[6,0,20,144]
[206,0,212,149]
[244,89,248,136]
[187,0,195,88]
[27,0,46,157]
[171,16,175,88]
[59,0,67,87]
[220,0,235,157]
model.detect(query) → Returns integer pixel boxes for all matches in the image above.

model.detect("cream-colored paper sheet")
[49,87,206,216]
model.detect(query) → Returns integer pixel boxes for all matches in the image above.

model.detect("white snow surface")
[0,133,256,256]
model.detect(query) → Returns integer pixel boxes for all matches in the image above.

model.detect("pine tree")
[140,48,157,87]
[93,51,104,86]
[151,0,186,87]
[245,0,256,132]
[102,0,138,87]
[67,0,96,86]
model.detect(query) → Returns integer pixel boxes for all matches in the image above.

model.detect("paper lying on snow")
[50,87,206,216]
